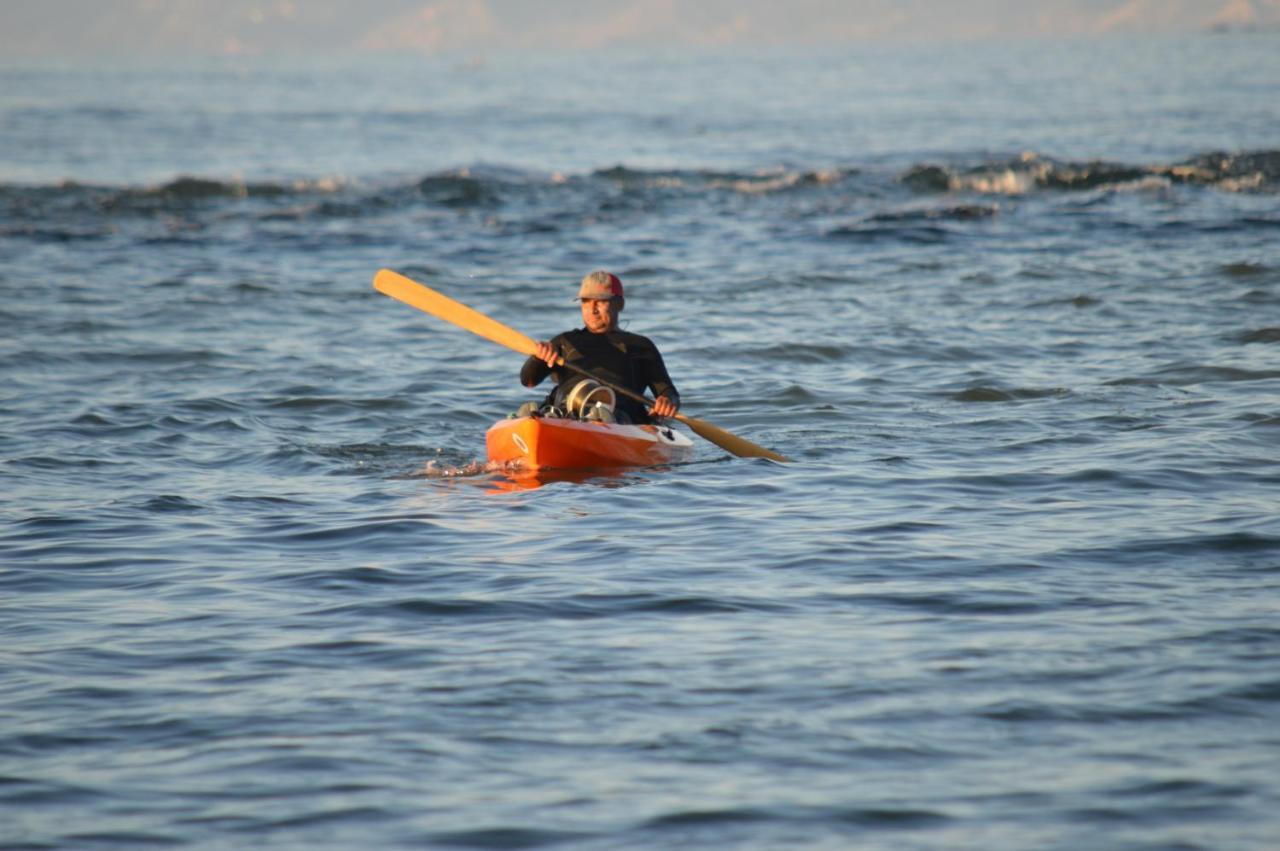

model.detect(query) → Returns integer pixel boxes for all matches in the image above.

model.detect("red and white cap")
[577,270,624,300]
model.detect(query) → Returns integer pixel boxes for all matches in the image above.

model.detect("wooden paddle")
[373,268,790,462]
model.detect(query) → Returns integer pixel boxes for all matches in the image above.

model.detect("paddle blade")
[373,268,540,358]
[675,414,790,463]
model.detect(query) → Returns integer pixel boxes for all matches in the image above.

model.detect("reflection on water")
[484,466,670,493]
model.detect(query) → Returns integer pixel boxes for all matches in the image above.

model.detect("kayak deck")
[486,416,694,472]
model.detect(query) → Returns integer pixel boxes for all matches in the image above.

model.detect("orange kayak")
[486,416,694,472]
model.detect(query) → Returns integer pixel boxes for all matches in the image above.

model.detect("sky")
[1,0,1277,57]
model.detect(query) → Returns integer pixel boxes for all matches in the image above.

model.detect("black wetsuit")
[520,328,679,424]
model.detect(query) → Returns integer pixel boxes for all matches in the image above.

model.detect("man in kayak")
[522,270,680,424]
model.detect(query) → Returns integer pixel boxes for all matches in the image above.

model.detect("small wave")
[1222,261,1272,277]
[1172,626,1280,653]
[1030,294,1103,309]
[139,494,204,514]
[868,204,999,222]
[1106,365,1280,387]
[826,222,951,243]
[307,441,455,477]
[644,808,775,828]
[265,567,413,591]
[950,386,1069,403]
[270,397,412,412]
[1227,679,1280,704]
[711,168,853,195]
[0,224,111,242]
[424,827,596,849]
[147,175,348,199]
[1164,150,1280,190]
[1232,327,1280,344]
[0,777,103,806]
[49,348,226,367]
[244,805,394,832]
[417,170,503,208]
[247,518,443,549]
[10,104,145,122]
[642,804,950,832]
[978,699,1179,723]
[323,592,784,622]
[10,454,129,471]
[1105,777,1251,802]
[826,203,995,241]
[744,343,854,364]
[835,807,952,827]
[60,830,184,847]
[1064,532,1280,568]
[902,149,1279,195]
[933,155,1149,193]
[1238,412,1280,427]
[153,176,261,199]
[593,164,855,195]
[0,174,352,220]
[411,458,495,479]
[827,590,1047,616]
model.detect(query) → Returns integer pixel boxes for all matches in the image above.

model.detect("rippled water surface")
[3,35,1280,850]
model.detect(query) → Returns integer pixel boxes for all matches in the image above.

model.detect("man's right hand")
[533,341,558,368]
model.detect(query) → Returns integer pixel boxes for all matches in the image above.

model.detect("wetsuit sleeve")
[520,354,549,388]
[644,342,680,409]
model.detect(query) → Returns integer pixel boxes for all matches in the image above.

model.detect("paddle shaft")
[540,351,788,464]
[373,269,789,462]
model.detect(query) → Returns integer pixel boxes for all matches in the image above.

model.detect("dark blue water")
[3,35,1279,850]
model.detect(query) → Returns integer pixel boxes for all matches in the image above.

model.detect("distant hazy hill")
[2,0,1277,56]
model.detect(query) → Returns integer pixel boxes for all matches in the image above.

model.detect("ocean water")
[2,34,1279,850]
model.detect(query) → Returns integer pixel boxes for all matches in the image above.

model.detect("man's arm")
[520,339,562,387]
[643,341,680,418]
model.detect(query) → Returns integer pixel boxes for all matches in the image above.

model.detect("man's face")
[580,297,620,334]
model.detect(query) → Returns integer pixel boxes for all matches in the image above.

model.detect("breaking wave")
[2,149,1274,226]
[902,149,1279,195]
